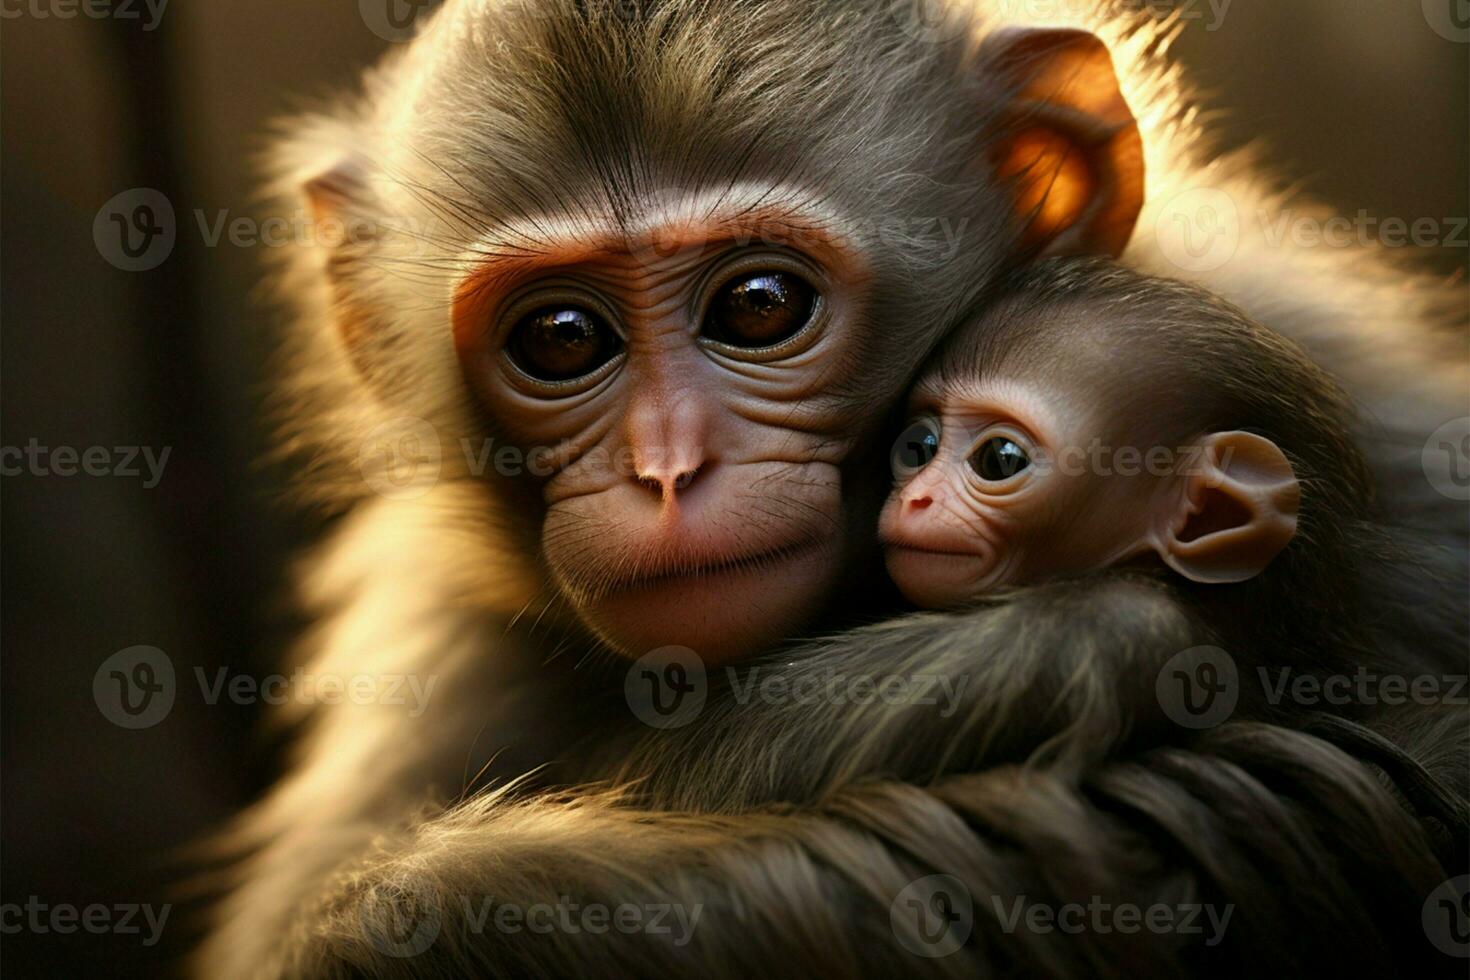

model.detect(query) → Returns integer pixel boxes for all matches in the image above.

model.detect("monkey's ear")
[1153,432,1301,585]
[303,159,374,249]
[302,160,382,370]
[986,28,1145,258]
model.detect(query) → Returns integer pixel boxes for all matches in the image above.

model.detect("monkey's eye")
[892,417,942,480]
[704,272,817,349]
[970,436,1031,484]
[506,308,622,383]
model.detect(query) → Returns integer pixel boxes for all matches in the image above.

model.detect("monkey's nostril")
[637,464,703,496]
[909,495,933,510]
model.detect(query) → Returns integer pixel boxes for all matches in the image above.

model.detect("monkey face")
[879,380,1160,607]
[452,204,897,662]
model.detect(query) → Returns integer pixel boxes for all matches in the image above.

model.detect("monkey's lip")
[880,537,989,561]
[882,544,987,560]
[883,542,995,607]
[601,536,827,593]
[580,533,841,663]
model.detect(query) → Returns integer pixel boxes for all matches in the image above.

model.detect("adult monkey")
[199,0,1468,977]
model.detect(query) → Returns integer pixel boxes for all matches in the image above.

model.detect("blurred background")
[1,1,1466,976]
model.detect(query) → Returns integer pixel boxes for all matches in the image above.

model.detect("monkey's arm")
[285,722,1452,980]
[614,572,1217,809]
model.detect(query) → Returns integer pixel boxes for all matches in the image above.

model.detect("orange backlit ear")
[1152,432,1301,585]
[987,28,1145,258]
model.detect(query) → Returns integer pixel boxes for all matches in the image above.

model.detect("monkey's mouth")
[883,543,998,607]
[602,536,827,594]
[573,533,840,663]
[882,544,987,560]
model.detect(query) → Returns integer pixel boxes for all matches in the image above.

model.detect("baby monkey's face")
[879,379,1164,607]
[879,373,1304,609]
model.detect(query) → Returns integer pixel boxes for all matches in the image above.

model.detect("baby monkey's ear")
[1152,432,1301,585]
[985,28,1145,258]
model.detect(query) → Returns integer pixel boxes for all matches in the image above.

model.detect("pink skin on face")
[879,379,1165,608]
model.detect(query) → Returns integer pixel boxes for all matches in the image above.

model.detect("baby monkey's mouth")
[882,536,1000,608]
[878,530,989,561]
[882,542,986,559]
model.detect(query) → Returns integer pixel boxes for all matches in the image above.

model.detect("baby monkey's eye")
[892,417,941,479]
[970,436,1031,483]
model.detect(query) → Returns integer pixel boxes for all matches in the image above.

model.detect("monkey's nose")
[906,494,934,511]
[637,463,704,498]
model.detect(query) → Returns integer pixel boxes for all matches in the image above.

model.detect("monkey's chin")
[578,538,838,665]
[884,546,997,609]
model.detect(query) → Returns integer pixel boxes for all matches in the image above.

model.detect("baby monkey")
[881,260,1373,644]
